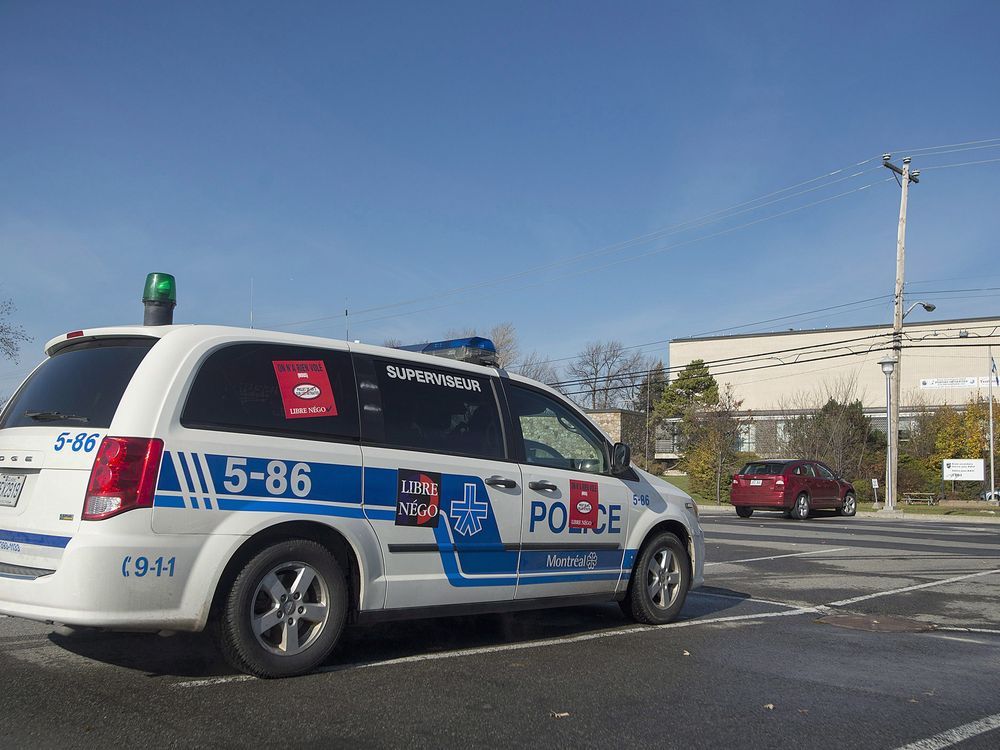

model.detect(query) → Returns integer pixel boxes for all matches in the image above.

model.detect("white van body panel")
[0,325,703,632]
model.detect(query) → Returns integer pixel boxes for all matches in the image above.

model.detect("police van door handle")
[485,475,518,489]
[529,480,558,492]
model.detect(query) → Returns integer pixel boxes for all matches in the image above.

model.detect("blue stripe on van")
[363,467,397,507]
[0,528,72,549]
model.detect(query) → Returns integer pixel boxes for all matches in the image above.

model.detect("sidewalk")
[693,502,1000,524]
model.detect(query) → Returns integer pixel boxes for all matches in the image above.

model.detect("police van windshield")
[0,338,156,430]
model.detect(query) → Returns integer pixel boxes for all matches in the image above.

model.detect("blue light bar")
[397,336,499,366]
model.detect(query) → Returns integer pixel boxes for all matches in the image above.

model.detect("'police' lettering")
[529,501,623,535]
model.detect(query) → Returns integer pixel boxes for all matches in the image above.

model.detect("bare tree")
[381,337,403,349]
[0,298,29,362]
[776,374,878,479]
[486,322,519,369]
[565,340,648,410]
[515,351,560,385]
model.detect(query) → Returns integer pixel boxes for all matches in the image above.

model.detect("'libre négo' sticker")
[272,360,338,420]
[569,479,599,529]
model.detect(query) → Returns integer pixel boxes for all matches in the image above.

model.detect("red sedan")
[730,459,857,520]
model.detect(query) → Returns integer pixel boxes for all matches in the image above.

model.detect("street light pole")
[879,357,897,511]
[883,154,920,512]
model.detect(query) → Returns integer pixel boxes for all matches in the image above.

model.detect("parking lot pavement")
[1,514,997,749]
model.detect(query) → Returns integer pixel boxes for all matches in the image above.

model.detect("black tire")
[736,506,753,519]
[214,539,347,678]
[838,492,857,517]
[791,493,810,521]
[619,532,690,625]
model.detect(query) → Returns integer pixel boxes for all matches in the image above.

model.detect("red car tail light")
[83,437,164,520]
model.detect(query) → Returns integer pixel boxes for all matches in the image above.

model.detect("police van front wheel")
[620,532,690,625]
[215,539,347,678]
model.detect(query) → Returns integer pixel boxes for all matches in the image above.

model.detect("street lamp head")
[903,300,937,319]
[879,357,897,375]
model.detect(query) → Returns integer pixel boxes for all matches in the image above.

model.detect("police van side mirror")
[611,442,631,475]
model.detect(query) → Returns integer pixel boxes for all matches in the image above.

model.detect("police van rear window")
[181,343,360,443]
[0,337,156,430]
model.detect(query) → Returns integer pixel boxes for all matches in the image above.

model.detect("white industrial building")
[657,316,1000,461]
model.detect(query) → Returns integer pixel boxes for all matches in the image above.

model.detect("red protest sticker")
[272,360,338,420]
[569,479,599,529]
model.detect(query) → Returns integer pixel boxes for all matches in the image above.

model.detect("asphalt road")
[1,512,998,749]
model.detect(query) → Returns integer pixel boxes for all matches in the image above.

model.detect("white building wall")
[669,317,1000,413]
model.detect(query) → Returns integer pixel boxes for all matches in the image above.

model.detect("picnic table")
[903,492,938,506]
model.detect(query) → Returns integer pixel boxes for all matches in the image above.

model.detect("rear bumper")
[0,530,239,632]
[730,491,790,509]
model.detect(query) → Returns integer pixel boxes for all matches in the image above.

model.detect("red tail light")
[83,437,164,520]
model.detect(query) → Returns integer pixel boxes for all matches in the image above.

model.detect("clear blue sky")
[2,1,999,395]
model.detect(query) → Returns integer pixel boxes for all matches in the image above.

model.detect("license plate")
[0,473,26,507]
[750,479,763,486]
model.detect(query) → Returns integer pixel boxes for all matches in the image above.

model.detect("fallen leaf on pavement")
[550,711,570,719]
[764,704,775,710]
[682,650,690,656]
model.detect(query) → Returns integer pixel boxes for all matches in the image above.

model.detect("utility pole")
[882,154,920,513]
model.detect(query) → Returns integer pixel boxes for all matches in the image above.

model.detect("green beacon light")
[142,272,177,326]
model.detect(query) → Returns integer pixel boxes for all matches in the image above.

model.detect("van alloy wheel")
[215,538,347,678]
[646,547,682,611]
[620,532,690,625]
[251,561,330,656]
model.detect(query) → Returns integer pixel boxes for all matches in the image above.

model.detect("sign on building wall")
[920,377,995,389]
[942,459,985,481]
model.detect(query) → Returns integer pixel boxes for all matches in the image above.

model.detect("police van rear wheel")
[215,539,347,678]
[620,532,690,625]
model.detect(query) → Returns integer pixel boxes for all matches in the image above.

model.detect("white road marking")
[172,606,821,688]
[936,626,1000,635]
[827,568,1000,607]
[705,547,848,566]
[894,711,1000,750]
[931,635,996,646]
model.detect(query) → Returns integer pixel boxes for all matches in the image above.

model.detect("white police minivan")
[0,275,703,677]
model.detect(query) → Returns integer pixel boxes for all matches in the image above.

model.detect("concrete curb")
[693,502,1000,524]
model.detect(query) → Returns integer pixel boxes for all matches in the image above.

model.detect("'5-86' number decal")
[54,432,101,452]
[223,457,312,498]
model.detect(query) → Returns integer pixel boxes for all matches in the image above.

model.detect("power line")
[893,137,1000,155]
[265,138,1000,336]
[559,347,896,399]
[265,156,891,331]
[557,339,999,400]
[342,178,893,334]
[551,323,1000,392]
[919,157,1000,171]
[548,332,895,389]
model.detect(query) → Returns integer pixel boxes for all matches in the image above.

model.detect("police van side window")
[505,383,607,475]
[358,357,505,460]
[181,343,359,442]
